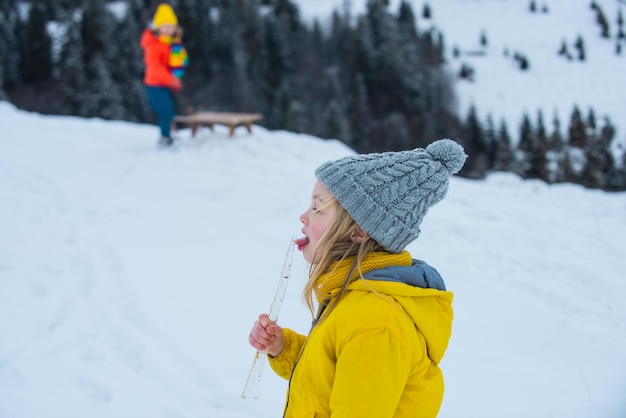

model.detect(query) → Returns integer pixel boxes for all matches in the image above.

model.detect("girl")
[140,3,188,147]
[249,139,466,417]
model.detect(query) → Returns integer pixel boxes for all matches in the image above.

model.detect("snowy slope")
[1,102,625,417]
[297,0,626,146]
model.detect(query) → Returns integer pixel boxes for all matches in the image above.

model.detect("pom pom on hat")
[153,4,178,28]
[425,139,466,175]
[315,139,467,253]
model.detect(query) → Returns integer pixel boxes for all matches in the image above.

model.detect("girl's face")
[158,24,177,37]
[297,180,337,264]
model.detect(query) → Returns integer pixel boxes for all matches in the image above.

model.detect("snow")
[1,98,625,418]
[297,0,626,148]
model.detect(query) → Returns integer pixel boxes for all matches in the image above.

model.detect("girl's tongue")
[293,236,309,251]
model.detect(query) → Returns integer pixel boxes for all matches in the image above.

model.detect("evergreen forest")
[1,0,624,190]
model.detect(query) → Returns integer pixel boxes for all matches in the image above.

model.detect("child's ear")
[350,226,369,243]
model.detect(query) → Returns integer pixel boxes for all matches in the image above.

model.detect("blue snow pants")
[146,86,176,138]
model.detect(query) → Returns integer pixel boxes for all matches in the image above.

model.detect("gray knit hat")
[315,139,466,253]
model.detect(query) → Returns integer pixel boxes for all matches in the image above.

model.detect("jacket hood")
[364,259,447,290]
[348,260,453,364]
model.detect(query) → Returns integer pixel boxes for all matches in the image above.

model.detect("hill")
[1,102,625,417]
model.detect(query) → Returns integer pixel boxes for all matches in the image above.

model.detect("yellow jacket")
[269,251,453,417]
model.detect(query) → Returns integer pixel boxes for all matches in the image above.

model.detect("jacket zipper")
[282,299,330,417]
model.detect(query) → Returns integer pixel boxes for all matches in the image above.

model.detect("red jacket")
[140,29,179,90]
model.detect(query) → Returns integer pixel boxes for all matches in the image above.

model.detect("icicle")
[241,238,296,399]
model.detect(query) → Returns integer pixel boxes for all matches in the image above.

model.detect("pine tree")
[80,0,125,119]
[587,107,596,128]
[244,2,273,112]
[382,112,411,151]
[174,0,219,116]
[270,79,301,130]
[544,112,566,183]
[263,0,304,127]
[240,0,272,113]
[435,31,446,63]
[0,1,22,90]
[568,105,587,148]
[116,0,150,122]
[300,16,337,135]
[204,1,238,110]
[459,63,475,81]
[272,0,303,76]
[328,5,353,67]
[59,20,87,116]
[198,1,218,77]
[395,0,433,141]
[82,52,126,120]
[574,35,586,61]
[618,9,625,40]
[418,24,445,65]
[480,30,488,48]
[397,0,418,42]
[463,105,489,177]
[558,39,572,60]
[533,110,550,181]
[595,4,610,38]
[581,115,613,189]
[493,119,514,171]
[610,142,626,191]
[348,72,372,151]
[483,114,497,169]
[564,106,587,182]
[516,112,535,177]
[21,0,53,83]
[364,0,403,115]
[352,15,377,97]
[39,0,60,20]
[513,52,530,70]
[322,98,350,142]
[56,0,78,23]
[174,0,207,74]
[285,98,308,134]
[0,57,5,99]
[422,2,431,19]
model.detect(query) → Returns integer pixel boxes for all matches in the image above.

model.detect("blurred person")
[140,3,188,147]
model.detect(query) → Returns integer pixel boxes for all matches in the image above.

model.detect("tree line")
[464,105,624,190]
[1,0,624,191]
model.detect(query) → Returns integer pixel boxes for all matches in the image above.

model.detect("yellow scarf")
[158,34,177,45]
[314,250,412,303]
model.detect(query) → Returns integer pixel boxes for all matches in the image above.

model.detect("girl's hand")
[170,77,182,91]
[248,313,286,357]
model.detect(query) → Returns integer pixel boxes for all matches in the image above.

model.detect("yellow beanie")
[153,4,178,28]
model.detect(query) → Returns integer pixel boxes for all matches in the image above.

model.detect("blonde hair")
[303,198,385,323]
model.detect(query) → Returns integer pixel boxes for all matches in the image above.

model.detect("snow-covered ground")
[298,0,626,148]
[1,101,625,417]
